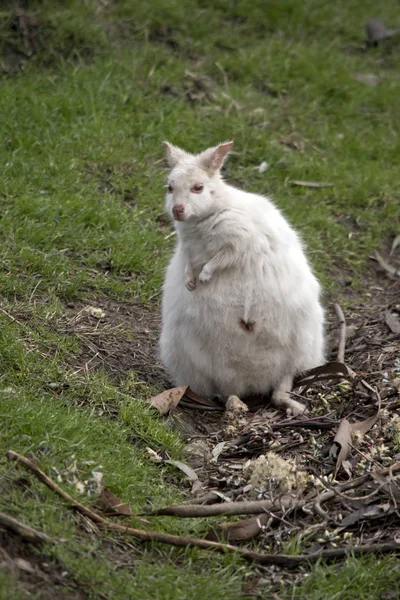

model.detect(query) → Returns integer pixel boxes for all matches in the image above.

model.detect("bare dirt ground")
[0,530,88,600]
[2,257,399,598]
[60,299,170,389]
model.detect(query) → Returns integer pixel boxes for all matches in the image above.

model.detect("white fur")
[159,142,325,415]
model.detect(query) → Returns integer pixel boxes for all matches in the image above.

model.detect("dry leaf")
[353,73,379,87]
[13,558,37,575]
[97,488,134,516]
[385,311,400,334]
[149,386,188,415]
[340,502,393,528]
[291,180,333,188]
[374,251,400,277]
[165,459,198,482]
[341,460,353,478]
[210,441,227,462]
[191,479,203,494]
[206,514,269,542]
[181,387,222,411]
[96,488,149,524]
[391,233,400,254]
[331,406,380,476]
[294,362,353,393]
[351,411,380,436]
[330,418,352,477]
[366,18,400,45]
[371,471,400,502]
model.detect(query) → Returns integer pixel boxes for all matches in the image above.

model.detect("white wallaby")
[159,140,325,415]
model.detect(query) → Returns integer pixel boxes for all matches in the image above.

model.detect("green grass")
[0,386,245,599]
[291,555,400,600]
[1,1,399,302]
[0,1,399,598]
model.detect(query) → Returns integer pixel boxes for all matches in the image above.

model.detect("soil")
[4,255,400,598]
[0,529,88,600]
[58,264,399,596]
[60,298,171,389]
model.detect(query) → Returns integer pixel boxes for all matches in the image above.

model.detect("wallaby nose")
[172,204,185,220]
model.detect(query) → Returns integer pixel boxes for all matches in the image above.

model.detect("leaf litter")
[8,292,399,587]
[385,311,400,334]
[290,180,333,188]
[149,385,188,415]
[145,295,400,566]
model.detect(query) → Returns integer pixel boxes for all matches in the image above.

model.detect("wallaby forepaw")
[199,267,212,283]
[186,277,197,291]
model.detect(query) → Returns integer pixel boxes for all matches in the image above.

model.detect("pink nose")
[172,204,185,220]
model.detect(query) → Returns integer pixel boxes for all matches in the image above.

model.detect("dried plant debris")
[330,405,380,477]
[391,233,400,254]
[374,251,400,277]
[142,299,400,561]
[385,311,400,334]
[353,73,380,87]
[20,298,398,568]
[10,450,400,570]
[164,459,198,482]
[149,386,188,415]
[290,180,333,188]
[96,488,135,517]
[243,453,308,498]
[206,513,270,542]
[50,457,104,497]
[366,18,400,46]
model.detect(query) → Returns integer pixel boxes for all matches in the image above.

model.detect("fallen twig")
[6,451,144,526]
[374,251,400,277]
[6,451,400,568]
[271,415,338,431]
[0,510,56,544]
[145,496,302,518]
[0,306,25,328]
[333,303,346,364]
[152,466,400,520]
[4,450,306,567]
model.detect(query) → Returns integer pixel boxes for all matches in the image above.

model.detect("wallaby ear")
[163,141,187,168]
[197,141,234,173]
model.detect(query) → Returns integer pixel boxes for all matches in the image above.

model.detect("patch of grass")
[0,375,245,598]
[0,571,27,600]
[1,1,399,304]
[0,0,400,598]
[291,555,400,600]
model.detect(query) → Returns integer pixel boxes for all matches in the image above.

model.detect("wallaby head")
[163,141,233,222]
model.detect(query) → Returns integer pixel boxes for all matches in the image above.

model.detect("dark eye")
[167,183,173,193]
[191,184,204,193]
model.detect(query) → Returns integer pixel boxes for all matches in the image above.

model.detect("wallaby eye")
[167,183,173,194]
[191,184,204,194]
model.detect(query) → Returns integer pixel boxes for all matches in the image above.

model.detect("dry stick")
[333,303,346,363]
[0,306,25,328]
[5,450,307,567]
[148,497,302,518]
[150,468,396,519]
[0,510,56,544]
[271,416,337,431]
[6,451,400,568]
